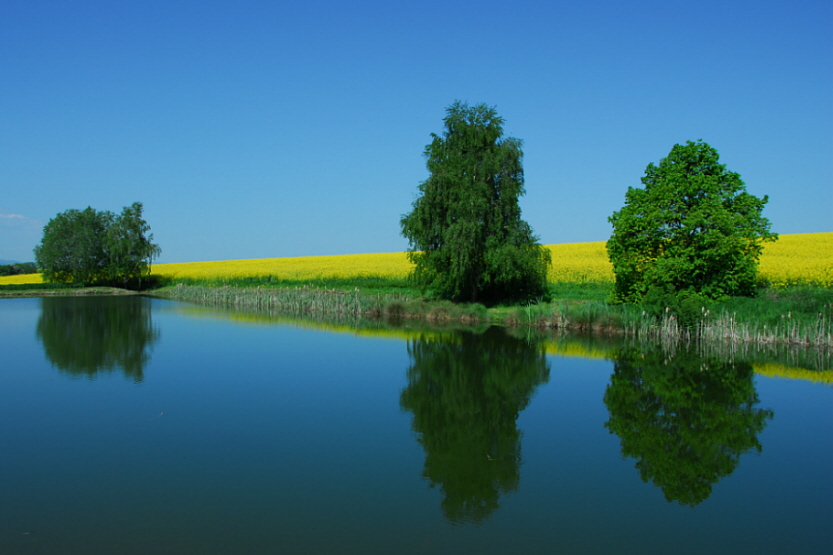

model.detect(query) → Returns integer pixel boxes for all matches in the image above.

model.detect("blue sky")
[1,0,830,264]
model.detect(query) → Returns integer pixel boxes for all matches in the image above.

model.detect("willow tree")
[400,102,550,304]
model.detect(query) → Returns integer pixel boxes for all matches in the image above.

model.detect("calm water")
[0,296,830,554]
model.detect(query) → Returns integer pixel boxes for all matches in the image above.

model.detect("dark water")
[1,296,830,554]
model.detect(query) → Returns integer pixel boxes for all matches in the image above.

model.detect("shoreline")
[152,284,832,348]
[0,287,139,298]
[3,282,830,348]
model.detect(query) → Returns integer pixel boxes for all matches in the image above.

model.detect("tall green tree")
[34,206,112,284]
[34,202,160,287]
[607,140,777,302]
[400,102,551,304]
[105,202,162,287]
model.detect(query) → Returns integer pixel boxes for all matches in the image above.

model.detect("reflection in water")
[400,327,550,524]
[604,347,774,506]
[36,296,160,383]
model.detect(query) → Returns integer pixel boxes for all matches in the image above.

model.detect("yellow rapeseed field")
[154,251,413,281]
[0,273,43,285]
[2,232,830,287]
[540,232,833,286]
[148,232,832,287]
[757,232,833,287]
[544,241,613,283]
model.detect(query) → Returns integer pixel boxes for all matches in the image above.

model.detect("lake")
[1,296,831,554]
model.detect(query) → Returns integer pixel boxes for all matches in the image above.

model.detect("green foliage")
[604,347,773,506]
[607,140,777,302]
[34,206,111,284]
[400,101,551,305]
[104,202,162,286]
[34,202,160,287]
[641,287,711,329]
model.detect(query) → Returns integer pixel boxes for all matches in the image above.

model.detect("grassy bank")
[154,283,490,324]
[0,282,139,297]
[6,272,831,347]
[503,290,832,347]
[4,232,829,345]
[152,281,832,348]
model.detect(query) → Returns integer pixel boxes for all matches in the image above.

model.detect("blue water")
[0,296,830,554]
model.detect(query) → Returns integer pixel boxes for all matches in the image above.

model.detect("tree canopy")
[400,101,551,304]
[34,202,161,287]
[607,140,776,302]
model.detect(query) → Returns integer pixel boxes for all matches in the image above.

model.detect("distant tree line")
[34,202,161,288]
[0,262,38,276]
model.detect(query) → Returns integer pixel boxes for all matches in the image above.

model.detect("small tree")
[400,101,551,304]
[34,202,160,287]
[607,140,777,302]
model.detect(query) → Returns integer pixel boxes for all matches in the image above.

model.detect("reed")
[502,292,833,348]
[156,284,488,324]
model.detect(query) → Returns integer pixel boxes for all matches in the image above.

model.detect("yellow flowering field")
[2,232,830,287]
[153,251,413,281]
[0,273,43,285]
[151,245,615,283]
[757,232,833,287]
[544,241,613,283]
[544,232,833,286]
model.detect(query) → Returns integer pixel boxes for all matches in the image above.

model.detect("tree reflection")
[604,347,773,506]
[37,296,160,383]
[400,327,550,524]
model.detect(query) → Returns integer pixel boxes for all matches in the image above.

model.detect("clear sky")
[1,0,830,264]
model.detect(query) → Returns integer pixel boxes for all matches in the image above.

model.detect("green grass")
[718,287,833,326]
[548,281,612,302]
[496,285,833,346]
[0,282,87,292]
[156,274,418,296]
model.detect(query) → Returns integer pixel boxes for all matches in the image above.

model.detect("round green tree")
[34,202,160,287]
[400,102,551,304]
[607,140,777,302]
[34,206,112,284]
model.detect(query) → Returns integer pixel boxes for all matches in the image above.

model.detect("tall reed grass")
[503,289,833,348]
[159,284,488,324]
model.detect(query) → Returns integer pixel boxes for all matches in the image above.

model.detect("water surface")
[0,296,830,554]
